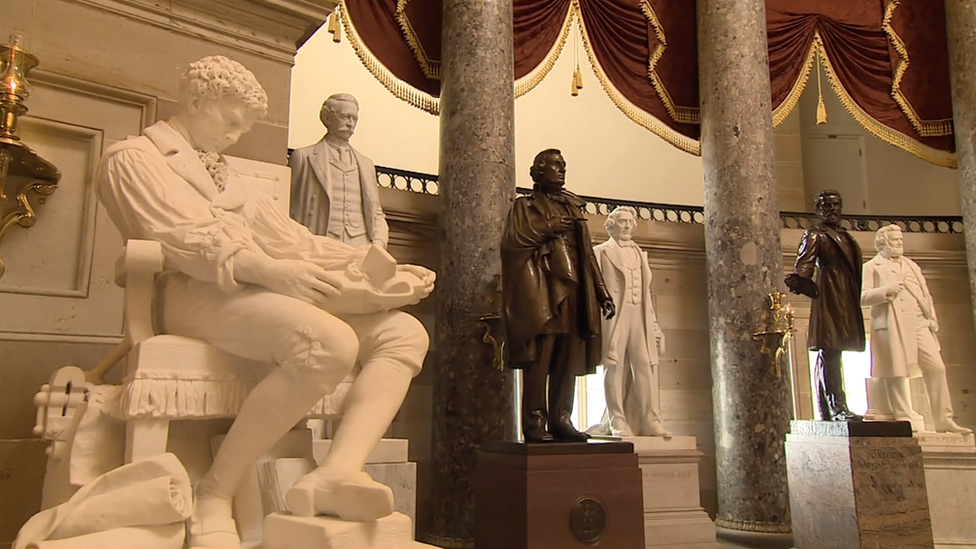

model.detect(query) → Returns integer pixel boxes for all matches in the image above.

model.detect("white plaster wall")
[289,21,705,205]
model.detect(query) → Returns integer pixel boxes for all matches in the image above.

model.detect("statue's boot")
[935,418,973,434]
[287,356,415,518]
[285,469,394,521]
[187,484,240,548]
[644,420,672,438]
[816,349,863,421]
[609,417,634,437]
[548,359,588,442]
[827,395,863,422]
[523,408,554,442]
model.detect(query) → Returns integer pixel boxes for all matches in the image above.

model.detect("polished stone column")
[426,1,517,547]
[945,1,976,323]
[697,0,794,546]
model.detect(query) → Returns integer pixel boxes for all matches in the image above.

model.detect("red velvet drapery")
[338,0,955,167]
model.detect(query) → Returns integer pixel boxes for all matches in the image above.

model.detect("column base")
[917,432,976,548]
[714,523,793,549]
[786,420,933,549]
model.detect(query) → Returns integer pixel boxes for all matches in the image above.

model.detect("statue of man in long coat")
[786,190,865,422]
[501,149,615,443]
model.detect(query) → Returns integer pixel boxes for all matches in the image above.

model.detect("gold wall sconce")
[0,33,61,278]
[753,291,795,379]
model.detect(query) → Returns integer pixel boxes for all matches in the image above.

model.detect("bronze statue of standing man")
[501,149,615,443]
[786,190,865,421]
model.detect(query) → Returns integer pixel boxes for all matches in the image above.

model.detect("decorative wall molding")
[29,70,158,131]
[0,118,103,298]
[66,0,335,63]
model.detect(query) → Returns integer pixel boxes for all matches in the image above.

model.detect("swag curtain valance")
[336,0,956,167]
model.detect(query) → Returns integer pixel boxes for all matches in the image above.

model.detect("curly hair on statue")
[874,223,903,252]
[178,55,269,117]
[604,206,637,231]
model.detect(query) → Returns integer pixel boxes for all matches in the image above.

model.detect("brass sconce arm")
[752,291,796,379]
[0,34,61,278]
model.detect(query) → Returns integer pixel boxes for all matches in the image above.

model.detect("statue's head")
[605,206,638,242]
[176,55,268,153]
[875,224,904,259]
[529,148,566,190]
[320,93,360,142]
[815,190,843,226]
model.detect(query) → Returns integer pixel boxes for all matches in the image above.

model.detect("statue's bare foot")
[187,486,240,548]
[285,469,394,521]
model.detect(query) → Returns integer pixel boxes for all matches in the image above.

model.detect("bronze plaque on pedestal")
[475,440,644,549]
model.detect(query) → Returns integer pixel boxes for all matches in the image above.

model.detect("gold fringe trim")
[575,0,700,155]
[339,2,441,115]
[515,2,576,98]
[770,37,818,126]
[882,0,954,136]
[394,0,440,80]
[812,34,957,168]
[639,1,699,124]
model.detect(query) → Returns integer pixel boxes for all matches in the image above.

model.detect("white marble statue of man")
[861,225,971,433]
[289,93,389,248]
[96,56,434,548]
[592,206,669,437]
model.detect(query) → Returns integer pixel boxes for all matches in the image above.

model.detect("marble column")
[426,1,517,547]
[945,1,976,324]
[697,0,794,546]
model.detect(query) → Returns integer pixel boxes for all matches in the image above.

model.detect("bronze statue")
[501,149,615,443]
[785,190,866,421]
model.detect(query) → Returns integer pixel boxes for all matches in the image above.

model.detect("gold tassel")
[570,22,582,96]
[328,10,342,43]
[815,48,827,125]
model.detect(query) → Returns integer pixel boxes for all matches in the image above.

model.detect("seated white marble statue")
[95,55,434,548]
[861,225,970,434]
[289,93,389,248]
[590,206,669,437]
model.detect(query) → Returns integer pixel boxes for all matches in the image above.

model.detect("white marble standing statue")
[289,93,390,249]
[592,206,669,437]
[95,56,434,548]
[861,225,970,434]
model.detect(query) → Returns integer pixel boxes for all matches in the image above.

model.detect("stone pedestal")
[623,437,721,549]
[475,440,644,549]
[263,511,437,549]
[696,0,793,544]
[917,432,976,548]
[786,420,934,549]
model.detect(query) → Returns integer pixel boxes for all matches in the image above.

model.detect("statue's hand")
[930,318,940,333]
[397,264,436,298]
[785,273,819,299]
[602,298,615,320]
[262,259,344,307]
[884,281,905,301]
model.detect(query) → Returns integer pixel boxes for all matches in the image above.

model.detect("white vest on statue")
[326,146,370,247]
